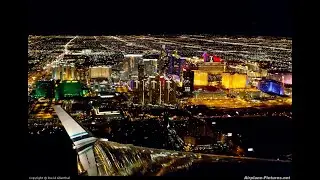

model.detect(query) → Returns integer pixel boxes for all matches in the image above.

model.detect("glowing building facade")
[52,62,76,81]
[247,71,264,78]
[55,80,84,99]
[144,76,158,105]
[89,66,112,79]
[203,53,222,63]
[168,56,185,80]
[138,64,145,81]
[197,62,226,74]
[193,70,208,86]
[202,52,209,62]
[137,64,146,104]
[143,59,157,76]
[115,86,128,93]
[164,79,176,104]
[228,65,248,74]
[246,62,260,72]
[222,73,248,89]
[268,73,292,85]
[122,56,142,77]
[182,70,194,93]
[75,69,87,81]
[34,81,54,98]
[258,79,285,96]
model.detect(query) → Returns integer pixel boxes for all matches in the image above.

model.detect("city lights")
[28,35,292,176]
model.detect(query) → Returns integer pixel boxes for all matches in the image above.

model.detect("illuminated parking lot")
[29,100,56,119]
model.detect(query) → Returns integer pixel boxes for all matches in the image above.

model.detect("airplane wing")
[53,105,98,175]
[53,105,291,176]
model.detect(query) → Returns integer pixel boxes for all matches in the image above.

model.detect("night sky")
[28,0,292,37]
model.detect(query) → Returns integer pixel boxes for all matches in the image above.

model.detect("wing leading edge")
[53,105,291,176]
[53,105,98,175]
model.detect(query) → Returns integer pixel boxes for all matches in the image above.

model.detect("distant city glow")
[28,35,292,175]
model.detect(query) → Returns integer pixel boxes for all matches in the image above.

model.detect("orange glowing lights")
[193,70,208,86]
[222,73,247,89]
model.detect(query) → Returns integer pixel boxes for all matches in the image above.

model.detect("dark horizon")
[28,0,292,37]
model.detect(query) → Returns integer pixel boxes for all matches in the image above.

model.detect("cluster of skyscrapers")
[89,66,112,79]
[52,62,76,81]
[46,48,292,103]
[130,63,177,105]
